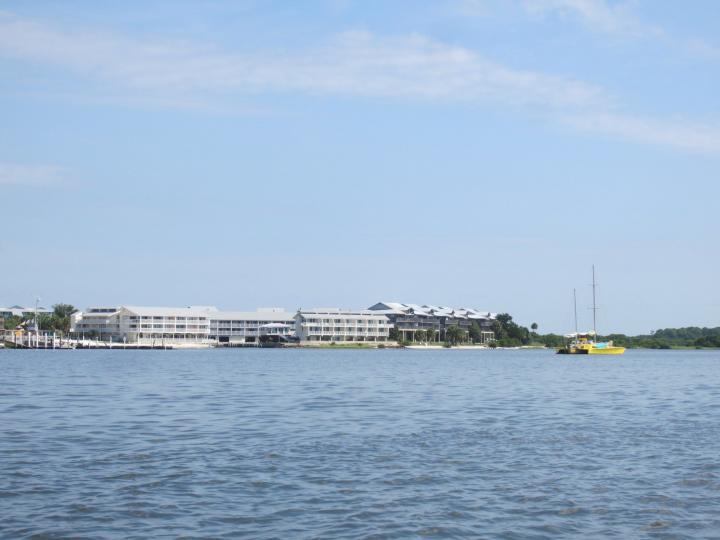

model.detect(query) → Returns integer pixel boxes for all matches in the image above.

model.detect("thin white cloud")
[0,163,66,186]
[563,113,720,154]
[521,0,720,63]
[686,38,720,60]
[0,12,719,155]
[521,0,661,37]
[0,15,605,110]
[451,0,490,18]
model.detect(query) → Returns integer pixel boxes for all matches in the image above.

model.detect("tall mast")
[591,265,597,336]
[573,288,578,334]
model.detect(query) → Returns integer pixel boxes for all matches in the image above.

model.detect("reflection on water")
[1,348,719,538]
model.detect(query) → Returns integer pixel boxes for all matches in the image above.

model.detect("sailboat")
[557,266,625,355]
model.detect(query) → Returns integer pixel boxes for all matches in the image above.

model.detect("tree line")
[3,304,78,335]
[597,327,720,349]
[479,316,720,349]
[4,305,718,349]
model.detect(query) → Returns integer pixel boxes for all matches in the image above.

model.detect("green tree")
[3,315,22,330]
[494,313,531,346]
[469,321,483,342]
[415,329,427,342]
[51,303,77,334]
[426,328,437,342]
[38,313,54,331]
[445,326,464,346]
[694,335,720,348]
[531,322,538,332]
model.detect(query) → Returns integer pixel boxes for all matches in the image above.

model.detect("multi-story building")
[72,306,299,346]
[70,307,120,337]
[0,305,52,319]
[72,306,214,345]
[294,308,392,343]
[208,308,296,344]
[367,302,496,343]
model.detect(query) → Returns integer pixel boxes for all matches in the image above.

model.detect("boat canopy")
[564,331,597,338]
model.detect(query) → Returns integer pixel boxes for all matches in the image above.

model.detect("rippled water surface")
[1,348,719,539]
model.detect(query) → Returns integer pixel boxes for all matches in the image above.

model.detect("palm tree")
[51,303,78,335]
[426,328,437,343]
[445,326,463,346]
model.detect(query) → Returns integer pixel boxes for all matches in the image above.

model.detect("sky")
[1,0,719,334]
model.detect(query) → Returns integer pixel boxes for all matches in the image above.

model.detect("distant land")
[476,315,720,350]
[529,327,720,350]
[2,305,718,350]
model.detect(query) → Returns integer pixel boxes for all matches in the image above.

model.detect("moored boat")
[556,266,625,356]
[557,331,625,355]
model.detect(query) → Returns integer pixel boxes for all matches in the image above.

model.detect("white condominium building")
[208,308,296,344]
[295,308,392,343]
[71,307,121,337]
[72,306,214,344]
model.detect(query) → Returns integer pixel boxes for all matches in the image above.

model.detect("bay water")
[1,348,719,538]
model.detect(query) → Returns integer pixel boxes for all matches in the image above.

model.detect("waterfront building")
[294,308,392,343]
[0,305,52,319]
[70,307,120,338]
[208,308,296,344]
[71,306,299,346]
[72,306,214,345]
[367,302,496,343]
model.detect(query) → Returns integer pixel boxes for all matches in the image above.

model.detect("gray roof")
[368,302,496,320]
[0,306,52,316]
[120,306,216,317]
[297,309,389,321]
[210,310,295,322]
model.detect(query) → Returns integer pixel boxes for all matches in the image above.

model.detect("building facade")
[367,302,496,343]
[208,308,296,344]
[0,305,52,320]
[72,306,214,345]
[71,306,299,346]
[294,308,392,343]
[70,307,120,338]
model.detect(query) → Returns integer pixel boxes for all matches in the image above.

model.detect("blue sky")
[1,0,719,334]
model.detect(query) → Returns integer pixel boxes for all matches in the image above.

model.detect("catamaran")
[557,266,625,355]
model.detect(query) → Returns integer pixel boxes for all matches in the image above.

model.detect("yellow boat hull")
[587,346,625,355]
[556,344,626,355]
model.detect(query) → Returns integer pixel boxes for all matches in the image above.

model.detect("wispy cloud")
[520,0,720,65]
[0,163,66,186]
[563,113,720,154]
[0,14,605,110]
[686,38,720,60]
[451,0,491,18]
[521,0,661,38]
[1,12,719,155]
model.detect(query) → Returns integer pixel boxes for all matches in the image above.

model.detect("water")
[1,348,719,539]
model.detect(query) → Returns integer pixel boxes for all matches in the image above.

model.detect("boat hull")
[556,345,626,355]
[588,346,625,355]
